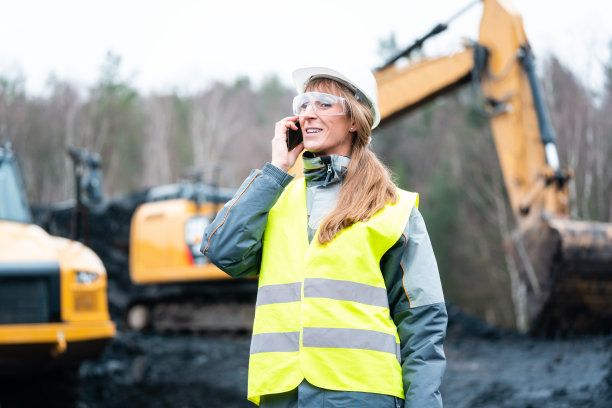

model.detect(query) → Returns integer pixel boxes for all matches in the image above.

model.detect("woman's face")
[298,85,355,157]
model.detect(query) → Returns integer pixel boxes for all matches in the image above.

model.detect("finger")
[290,143,304,157]
[277,115,298,123]
[284,119,298,129]
[276,120,293,132]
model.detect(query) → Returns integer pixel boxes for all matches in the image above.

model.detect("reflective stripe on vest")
[255,282,302,306]
[250,327,401,361]
[255,279,387,308]
[304,278,389,308]
[248,177,417,405]
[250,331,300,354]
[303,327,397,355]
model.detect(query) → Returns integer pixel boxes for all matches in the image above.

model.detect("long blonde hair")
[305,78,397,244]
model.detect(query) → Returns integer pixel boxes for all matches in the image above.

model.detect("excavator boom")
[376,48,475,120]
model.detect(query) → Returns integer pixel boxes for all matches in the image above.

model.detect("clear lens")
[292,92,347,116]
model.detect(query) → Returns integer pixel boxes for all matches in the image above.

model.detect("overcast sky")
[1,0,611,95]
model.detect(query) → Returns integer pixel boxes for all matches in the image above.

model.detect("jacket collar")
[303,152,350,187]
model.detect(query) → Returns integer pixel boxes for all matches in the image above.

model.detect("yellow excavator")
[0,142,115,378]
[126,177,257,332]
[374,0,612,334]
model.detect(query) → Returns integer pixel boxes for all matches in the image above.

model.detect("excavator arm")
[376,0,568,222]
[376,48,475,120]
[375,0,612,334]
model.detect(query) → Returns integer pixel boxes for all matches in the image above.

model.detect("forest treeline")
[1,50,610,328]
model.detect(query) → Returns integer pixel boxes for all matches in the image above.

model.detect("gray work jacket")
[201,153,447,408]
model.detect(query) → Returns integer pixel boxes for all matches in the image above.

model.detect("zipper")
[323,163,332,187]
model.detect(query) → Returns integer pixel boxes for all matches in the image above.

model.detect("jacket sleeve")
[382,207,447,408]
[200,163,293,278]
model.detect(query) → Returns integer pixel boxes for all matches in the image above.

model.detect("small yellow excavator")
[126,176,257,332]
[374,0,612,334]
[0,142,115,377]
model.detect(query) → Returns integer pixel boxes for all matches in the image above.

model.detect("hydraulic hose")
[518,46,564,178]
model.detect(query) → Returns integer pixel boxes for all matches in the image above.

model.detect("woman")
[201,65,447,408]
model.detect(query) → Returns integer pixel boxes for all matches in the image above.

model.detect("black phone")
[286,121,303,151]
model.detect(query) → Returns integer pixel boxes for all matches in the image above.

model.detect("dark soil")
[1,312,610,408]
[442,332,611,408]
[75,327,610,408]
[77,331,252,408]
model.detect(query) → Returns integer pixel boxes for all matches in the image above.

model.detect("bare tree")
[188,82,247,181]
[141,95,173,186]
[544,56,611,223]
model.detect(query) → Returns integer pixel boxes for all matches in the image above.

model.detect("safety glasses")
[292,92,348,117]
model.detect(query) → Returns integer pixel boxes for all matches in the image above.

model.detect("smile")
[306,128,322,134]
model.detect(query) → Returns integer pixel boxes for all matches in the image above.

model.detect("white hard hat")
[292,65,381,129]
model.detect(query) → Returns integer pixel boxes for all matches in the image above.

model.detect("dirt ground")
[442,333,611,408]
[20,193,611,407]
[75,331,610,408]
[22,319,612,407]
[1,308,610,408]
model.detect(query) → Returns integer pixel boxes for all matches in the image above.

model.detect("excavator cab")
[126,170,258,332]
[129,181,233,285]
[129,166,236,285]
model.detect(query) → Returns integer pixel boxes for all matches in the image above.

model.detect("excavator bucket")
[517,218,612,335]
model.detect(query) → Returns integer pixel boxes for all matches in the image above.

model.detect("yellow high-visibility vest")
[248,177,418,405]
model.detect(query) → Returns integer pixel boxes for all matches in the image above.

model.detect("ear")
[349,119,357,133]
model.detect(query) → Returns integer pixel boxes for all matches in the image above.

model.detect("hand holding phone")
[272,117,303,172]
[286,121,303,151]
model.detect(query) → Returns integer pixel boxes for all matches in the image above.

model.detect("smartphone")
[286,121,303,151]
